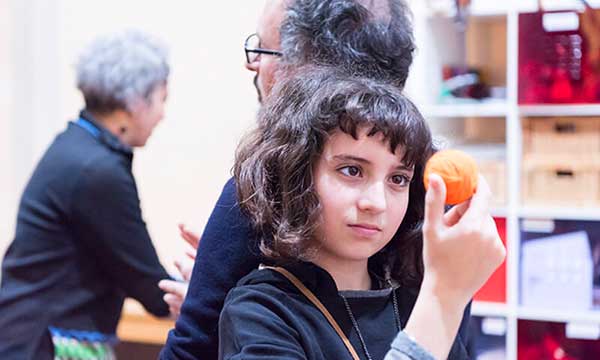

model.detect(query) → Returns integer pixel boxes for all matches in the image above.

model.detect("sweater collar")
[281,261,341,299]
[76,110,133,157]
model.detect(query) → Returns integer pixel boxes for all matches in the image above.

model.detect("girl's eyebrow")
[332,154,412,172]
[332,154,370,164]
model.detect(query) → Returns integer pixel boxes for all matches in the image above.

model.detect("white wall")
[1,0,266,275]
[0,0,16,260]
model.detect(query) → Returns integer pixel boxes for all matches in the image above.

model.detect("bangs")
[235,66,432,275]
[332,91,431,169]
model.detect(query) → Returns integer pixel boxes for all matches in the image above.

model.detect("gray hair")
[280,0,415,89]
[75,30,170,114]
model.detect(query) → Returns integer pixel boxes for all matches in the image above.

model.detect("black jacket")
[0,111,170,359]
[219,262,471,360]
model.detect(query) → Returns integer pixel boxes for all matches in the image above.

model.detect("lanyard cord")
[75,118,101,139]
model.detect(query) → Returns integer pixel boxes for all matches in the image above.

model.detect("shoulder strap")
[262,265,361,360]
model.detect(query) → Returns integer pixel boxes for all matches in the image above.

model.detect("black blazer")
[0,111,170,359]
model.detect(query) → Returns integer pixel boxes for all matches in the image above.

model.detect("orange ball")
[423,149,478,205]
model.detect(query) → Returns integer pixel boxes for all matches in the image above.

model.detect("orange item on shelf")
[423,149,479,205]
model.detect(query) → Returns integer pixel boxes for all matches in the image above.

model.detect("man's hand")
[156,223,200,318]
[158,279,189,318]
[174,255,195,282]
[179,223,201,253]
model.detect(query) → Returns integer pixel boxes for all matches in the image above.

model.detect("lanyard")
[75,118,101,139]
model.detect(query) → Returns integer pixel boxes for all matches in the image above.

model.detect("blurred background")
[0,0,263,271]
[3,0,600,358]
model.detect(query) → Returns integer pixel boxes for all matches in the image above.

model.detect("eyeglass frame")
[244,33,283,64]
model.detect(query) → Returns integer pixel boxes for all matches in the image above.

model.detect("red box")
[474,217,507,303]
[518,8,600,104]
[518,320,600,359]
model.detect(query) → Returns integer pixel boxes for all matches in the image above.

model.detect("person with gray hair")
[75,30,170,145]
[0,30,177,360]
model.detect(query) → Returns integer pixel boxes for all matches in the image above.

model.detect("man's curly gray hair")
[75,29,170,114]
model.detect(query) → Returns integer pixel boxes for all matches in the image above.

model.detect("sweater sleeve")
[71,155,170,317]
[160,178,262,360]
[385,301,472,360]
[384,331,436,360]
[218,287,306,360]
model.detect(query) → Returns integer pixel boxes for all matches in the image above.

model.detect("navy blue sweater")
[0,111,170,359]
[161,178,261,359]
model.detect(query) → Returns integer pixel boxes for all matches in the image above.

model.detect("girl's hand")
[421,173,506,308]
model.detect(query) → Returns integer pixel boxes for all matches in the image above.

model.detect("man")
[159,1,417,359]
[249,0,415,101]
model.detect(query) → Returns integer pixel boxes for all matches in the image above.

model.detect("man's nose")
[245,60,259,72]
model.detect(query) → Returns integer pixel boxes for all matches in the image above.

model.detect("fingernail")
[428,173,438,187]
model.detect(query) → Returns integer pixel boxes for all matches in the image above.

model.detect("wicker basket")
[522,155,600,207]
[522,117,600,156]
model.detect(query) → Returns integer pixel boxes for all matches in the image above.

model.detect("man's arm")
[160,178,262,359]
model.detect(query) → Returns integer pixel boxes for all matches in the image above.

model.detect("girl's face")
[313,127,414,265]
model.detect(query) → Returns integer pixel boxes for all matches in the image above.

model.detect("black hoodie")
[219,262,471,359]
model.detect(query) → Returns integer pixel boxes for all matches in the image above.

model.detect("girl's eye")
[390,174,410,186]
[339,166,361,177]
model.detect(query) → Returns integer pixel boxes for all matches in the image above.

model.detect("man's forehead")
[258,0,287,35]
[358,0,392,23]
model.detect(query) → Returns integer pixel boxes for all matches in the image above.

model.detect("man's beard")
[253,75,263,103]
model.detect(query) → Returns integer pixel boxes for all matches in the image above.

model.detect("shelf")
[472,301,509,318]
[424,2,508,19]
[519,105,600,117]
[491,207,508,218]
[518,307,600,324]
[469,3,509,18]
[409,4,600,359]
[519,207,600,221]
[423,102,508,118]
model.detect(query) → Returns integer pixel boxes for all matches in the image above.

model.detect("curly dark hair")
[280,0,415,89]
[235,66,434,287]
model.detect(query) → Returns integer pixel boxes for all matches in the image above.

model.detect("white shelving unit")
[520,104,600,117]
[517,307,600,325]
[422,101,509,118]
[472,301,511,318]
[519,207,600,222]
[407,1,600,359]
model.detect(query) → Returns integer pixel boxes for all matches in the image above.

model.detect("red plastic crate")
[518,320,600,359]
[474,217,507,303]
[518,8,600,104]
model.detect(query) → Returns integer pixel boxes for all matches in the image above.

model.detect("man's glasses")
[244,33,283,64]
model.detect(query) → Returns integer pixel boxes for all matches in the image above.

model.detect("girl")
[219,66,505,360]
